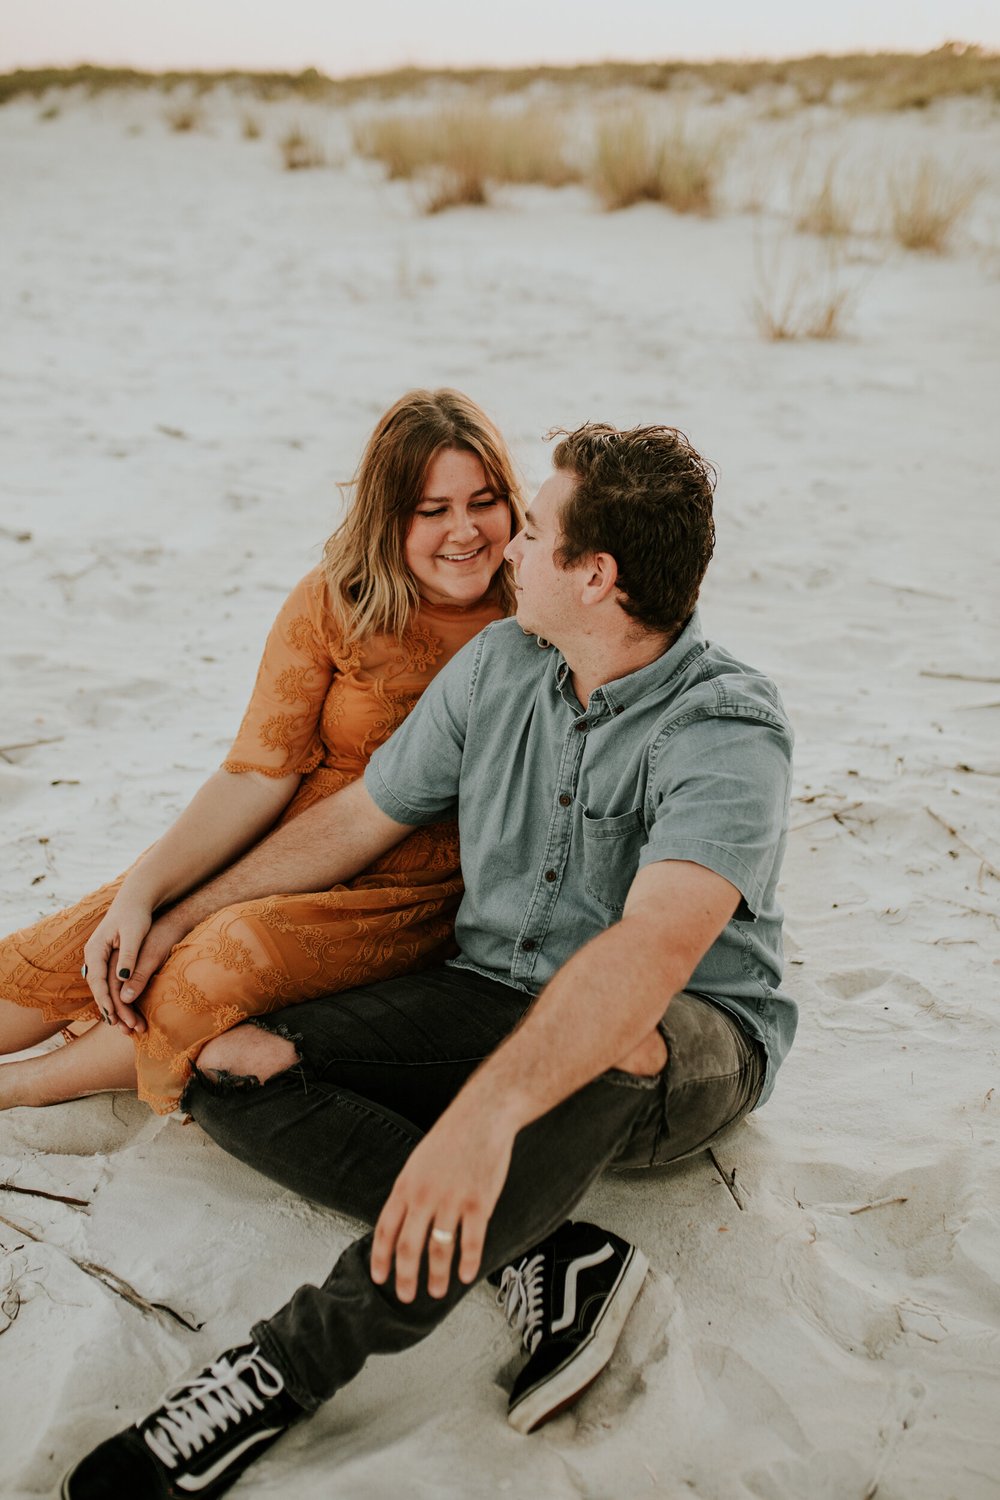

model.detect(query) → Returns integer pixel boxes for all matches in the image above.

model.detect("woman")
[0,388,523,1114]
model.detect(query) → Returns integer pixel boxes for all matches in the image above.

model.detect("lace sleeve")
[222,568,336,778]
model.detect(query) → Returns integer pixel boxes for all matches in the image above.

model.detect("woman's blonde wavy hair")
[323,389,525,644]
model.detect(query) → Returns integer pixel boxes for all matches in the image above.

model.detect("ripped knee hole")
[197,1026,300,1086]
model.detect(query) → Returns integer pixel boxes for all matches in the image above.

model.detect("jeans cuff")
[252,1321,322,1415]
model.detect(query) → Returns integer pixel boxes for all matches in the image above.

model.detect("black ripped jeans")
[184,965,762,1412]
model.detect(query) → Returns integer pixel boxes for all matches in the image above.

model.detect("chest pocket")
[581,807,647,914]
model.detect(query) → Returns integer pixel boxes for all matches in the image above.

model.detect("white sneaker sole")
[507,1247,649,1434]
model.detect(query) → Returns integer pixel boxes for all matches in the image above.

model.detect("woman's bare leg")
[0,1017,136,1109]
[0,996,67,1055]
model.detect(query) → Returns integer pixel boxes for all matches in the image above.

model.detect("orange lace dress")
[0,567,503,1113]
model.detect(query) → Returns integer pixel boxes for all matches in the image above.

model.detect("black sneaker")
[497,1220,648,1434]
[61,1343,303,1499]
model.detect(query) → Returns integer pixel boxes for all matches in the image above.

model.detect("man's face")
[503,469,584,641]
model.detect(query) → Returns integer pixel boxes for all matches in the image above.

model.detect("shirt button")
[575,722,588,733]
[558,794,571,808]
[521,938,537,952]
[544,869,557,882]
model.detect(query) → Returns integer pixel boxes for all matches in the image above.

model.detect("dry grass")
[2,49,999,109]
[422,167,491,214]
[753,235,859,340]
[279,125,326,171]
[794,158,859,238]
[353,105,577,210]
[589,110,726,214]
[241,113,262,141]
[852,43,1000,110]
[353,114,425,179]
[165,103,202,133]
[887,156,983,252]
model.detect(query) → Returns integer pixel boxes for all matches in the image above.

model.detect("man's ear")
[580,551,621,606]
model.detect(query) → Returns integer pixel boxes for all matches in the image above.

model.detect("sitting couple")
[0,390,796,1498]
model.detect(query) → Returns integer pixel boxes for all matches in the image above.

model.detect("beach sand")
[1,82,998,1499]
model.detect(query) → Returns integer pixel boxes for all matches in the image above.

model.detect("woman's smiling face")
[404,446,511,607]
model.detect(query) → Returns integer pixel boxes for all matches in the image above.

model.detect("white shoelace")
[143,1347,284,1470]
[497,1252,546,1354]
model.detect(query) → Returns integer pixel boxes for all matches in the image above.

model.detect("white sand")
[1,84,998,1499]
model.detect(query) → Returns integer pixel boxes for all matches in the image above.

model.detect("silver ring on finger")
[430,1227,455,1246]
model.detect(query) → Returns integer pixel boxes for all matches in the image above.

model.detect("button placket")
[510,708,588,982]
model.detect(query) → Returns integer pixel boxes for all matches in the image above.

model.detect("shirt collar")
[553,610,707,717]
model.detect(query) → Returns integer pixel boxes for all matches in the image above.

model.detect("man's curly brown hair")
[550,422,717,638]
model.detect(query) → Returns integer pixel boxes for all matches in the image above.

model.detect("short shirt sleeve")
[364,629,485,824]
[222,569,335,778]
[639,710,793,918]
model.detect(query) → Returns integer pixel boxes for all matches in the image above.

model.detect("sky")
[2,0,998,75]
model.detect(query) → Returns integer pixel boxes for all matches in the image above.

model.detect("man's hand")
[370,1105,517,1302]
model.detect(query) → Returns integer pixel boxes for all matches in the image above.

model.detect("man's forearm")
[450,919,685,1136]
[164,778,414,934]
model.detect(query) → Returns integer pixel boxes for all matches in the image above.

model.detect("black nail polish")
[118,967,131,979]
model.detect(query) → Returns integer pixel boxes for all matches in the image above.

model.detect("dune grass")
[753,235,859,340]
[3,47,997,110]
[589,110,726,214]
[279,124,327,170]
[887,156,983,252]
[164,103,202,133]
[794,158,859,238]
[354,105,578,210]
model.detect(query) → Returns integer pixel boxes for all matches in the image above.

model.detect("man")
[65,423,795,1499]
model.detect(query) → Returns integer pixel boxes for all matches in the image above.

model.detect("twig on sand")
[0,1182,90,1209]
[790,800,863,833]
[920,670,1000,684]
[925,807,1000,881]
[0,735,65,764]
[0,1212,202,1331]
[849,1196,908,1216]
[868,579,954,601]
[708,1150,745,1211]
[940,896,999,923]
[0,1267,22,1336]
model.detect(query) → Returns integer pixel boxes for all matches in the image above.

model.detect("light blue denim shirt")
[366,612,796,1103]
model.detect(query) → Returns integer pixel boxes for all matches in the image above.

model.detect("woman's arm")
[86,569,334,1029]
[84,767,299,1030]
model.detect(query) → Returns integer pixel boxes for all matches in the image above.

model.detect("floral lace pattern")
[0,568,503,1113]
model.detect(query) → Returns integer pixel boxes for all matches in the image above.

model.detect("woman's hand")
[82,892,155,1031]
[79,768,302,1032]
[114,910,192,1014]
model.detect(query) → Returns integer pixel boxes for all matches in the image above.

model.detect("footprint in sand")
[817,968,964,1035]
[0,1091,152,1158]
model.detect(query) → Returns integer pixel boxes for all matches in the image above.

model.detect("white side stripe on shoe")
[550,1244,614,1333]
[174,1429,285,1492]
